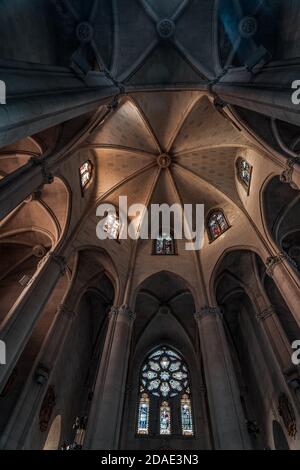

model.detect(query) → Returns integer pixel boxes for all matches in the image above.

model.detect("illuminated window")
[153,234,176,255]
[160,402,171,435]
[104,212,120,240]
[137,347,194,437]
[208,210,229,241]
[141,348,187,398]
[237,158,252,192]
[181,394,193,436]
[137,393,150,435]
[79,161,93,190]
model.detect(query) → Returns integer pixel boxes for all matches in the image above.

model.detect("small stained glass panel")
[153,234,176,255]
[103,213,120,240]
[160,402,171,435]
[181,394,193,436]
[79,160,93,190]
[208,211,229,241]
[138,394,150,435]
[237,158,252,190]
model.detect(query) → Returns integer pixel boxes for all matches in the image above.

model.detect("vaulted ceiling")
[82,90,252,227]
[1,0,298,300]
[1,0,289,87]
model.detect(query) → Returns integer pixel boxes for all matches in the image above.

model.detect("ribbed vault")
[82,91,253,236]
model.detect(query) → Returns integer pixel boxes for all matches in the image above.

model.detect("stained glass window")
[137,393,150,435]
[104,213,120,240]
[181,394,193,436]
[237,158,252,191]
[208,210,229,241]
[137,347,194,437]
[79,160,93,190]
[160,402,171,435]
[153,234,176,255]
[141,348,188,398]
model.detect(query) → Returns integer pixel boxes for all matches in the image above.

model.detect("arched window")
[153,234,176,255]
[207,210,229,242]
[137,393,150,435]
[137,347,194,437]
[104,212,120,240]
[237,158,252,192]
[79,160,93,191]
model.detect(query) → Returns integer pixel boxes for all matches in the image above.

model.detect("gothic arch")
[208,245,265,304]
[261,175,300,266]
[132,270,198,310]
[75,246,121,305]
[121,270,210,450]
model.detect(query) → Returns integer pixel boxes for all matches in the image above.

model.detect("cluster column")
[0,304,75,449]
[0,252,67,393]
[265,253,300,327]
[0,158,54,219]
[194,306,251,450]
[212,61,300,127]
[255,305,294,375]
[84,305,136,450]
[0,59,118,148]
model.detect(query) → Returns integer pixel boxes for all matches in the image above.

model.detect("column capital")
[108,305,136,322]
[118,304,136,322]
[34,363,50,386]
[37,252,67,275]
[265,252,289,277]
[108,306,119,319]
[48,253,67,276]
[30,157,54,185]
[57,303,75,321]
[280,158,300,190]
[256,306,276,322]
[194,306,223,322]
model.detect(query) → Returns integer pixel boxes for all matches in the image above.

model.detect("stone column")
[255,306,293,374]
[194,306,251,450]
[0,58,119,148]
[212,61,300,127]
[0,252,67,392]
[84,305,135,450]
[0,158,54,219]
[0,94,119,220]
[0,304,75,450]
[265,253,300,327]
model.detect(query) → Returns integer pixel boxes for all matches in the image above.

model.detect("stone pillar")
[0,304,75,450]
[0,252,67,392]
[0,94,119,220]
[255,306,293,374]
[0,158,54,219]
[265,253,300,327]
[194,306,251,450]
[212,61,300,127]
[0,58,118,148]
[84,305,135,450]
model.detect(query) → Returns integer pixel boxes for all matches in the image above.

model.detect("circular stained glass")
[141,347,189,398]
